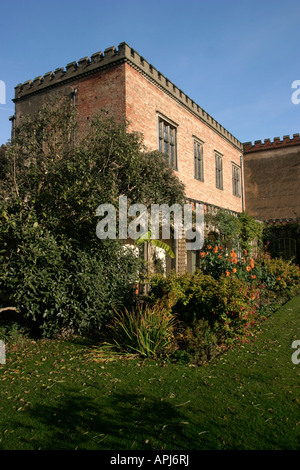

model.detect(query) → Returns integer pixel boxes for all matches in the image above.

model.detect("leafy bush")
[149,271,261,345]
[149,270,192,311]
[0,101,186,338]
[204,209,263,252]
[0,215,141,337]
[0,320,29,346]
[105,302,177,357]
[195,245,300,301]
[179,319,219,365]
[258,255,300,298]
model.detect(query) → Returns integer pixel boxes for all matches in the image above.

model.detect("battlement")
[243,134,300,153]
[14,45,122,99]
[13,42,242,151]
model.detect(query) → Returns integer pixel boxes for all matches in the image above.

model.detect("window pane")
[194,141,203,180]
[215,154,223,189]
[232,164,240,196]
[158,118,177,169]
[163,124,168,141]
[170,145,174,167]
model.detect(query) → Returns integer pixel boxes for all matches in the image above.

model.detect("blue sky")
[0,0,299,146]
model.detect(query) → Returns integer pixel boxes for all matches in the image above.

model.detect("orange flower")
[250,258,255,268]
[244,250,247,256]
[225,271,230,277]
[277,276,281,280]
[233,258,238,264]
[246,266,251,272]
[232,268,237,274]
[251,275,256,279]
[242,257,246,263]
[200,251,206,258]
[213,246,218,253]
[218,255,222,259]
[207,245,212,250]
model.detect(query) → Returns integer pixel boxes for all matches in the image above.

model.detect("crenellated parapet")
[243,134,300,153]
[14,45,121,100]
[13,42,243,151]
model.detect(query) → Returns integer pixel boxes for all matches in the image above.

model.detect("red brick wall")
[14,60,243,214]
[125,64,243,213]
[15,65,127,134]
[243,143,300,220]
[76,65,126,132]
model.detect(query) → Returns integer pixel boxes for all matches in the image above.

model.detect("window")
[215,152,223,189]
[194,139,204,181]
[158,117,177,169]
[232,163,241,197]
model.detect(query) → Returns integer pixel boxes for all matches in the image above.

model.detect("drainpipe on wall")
[240,154,245,212]
[71,89,77,146]
[9,115,15,140]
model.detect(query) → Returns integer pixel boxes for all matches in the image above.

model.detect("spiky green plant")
[106,303,177,357]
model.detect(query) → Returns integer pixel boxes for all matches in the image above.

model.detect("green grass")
[0,296,299,450]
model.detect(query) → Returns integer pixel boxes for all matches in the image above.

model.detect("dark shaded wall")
[243,136,300,221]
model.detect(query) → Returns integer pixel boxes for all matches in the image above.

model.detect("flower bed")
[147,247,300,364]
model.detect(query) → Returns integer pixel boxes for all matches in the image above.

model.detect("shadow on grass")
[4,389,194,450]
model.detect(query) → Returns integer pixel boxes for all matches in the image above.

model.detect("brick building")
[11,42,246,273]
[243,136,300,262]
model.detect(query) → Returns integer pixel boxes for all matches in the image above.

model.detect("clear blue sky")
[0,0,299,146]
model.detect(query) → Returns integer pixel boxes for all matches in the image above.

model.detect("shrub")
[105,302,177,357]
[198,244,256,281]
[0,104,186,339]
[259,255,300,298]
[147,246,300,363]
[149,270,193,311]
[149,270,261,345]
[0,216,141,337]
[0,320,29,346]
[204,209,263,252]
[180,319,219,365]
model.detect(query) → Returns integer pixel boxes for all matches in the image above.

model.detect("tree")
[204,208,263,253]
[205,209,240,246]
[0,97,186,336]
[237,211,263,252]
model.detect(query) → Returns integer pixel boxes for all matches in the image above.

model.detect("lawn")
[0,296,299,451]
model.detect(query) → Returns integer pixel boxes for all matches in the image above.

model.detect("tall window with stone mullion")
[194,140,204,181]
[215,153,223,190]
[159,118,177,169]
[232,163,241,197]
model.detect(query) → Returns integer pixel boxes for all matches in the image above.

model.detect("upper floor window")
[158,117,177,169]
[215,152,223,190]
[194,139,204,181]
[232,163,241,197]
